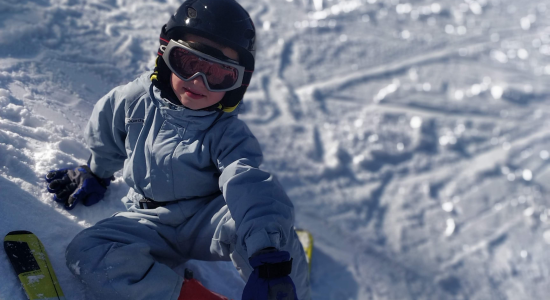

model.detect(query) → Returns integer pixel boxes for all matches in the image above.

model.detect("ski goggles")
[162,39,248,92]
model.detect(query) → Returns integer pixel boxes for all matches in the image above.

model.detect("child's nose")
[192,76,207,89]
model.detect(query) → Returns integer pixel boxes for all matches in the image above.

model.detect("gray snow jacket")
[85,72,295,257]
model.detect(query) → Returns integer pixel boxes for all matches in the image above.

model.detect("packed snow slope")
[1,0,550,299]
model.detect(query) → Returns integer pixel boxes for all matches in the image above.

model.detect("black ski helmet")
[153,0,256,112]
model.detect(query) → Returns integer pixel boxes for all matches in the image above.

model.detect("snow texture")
[27,275,45,285]
[1,0,550,299]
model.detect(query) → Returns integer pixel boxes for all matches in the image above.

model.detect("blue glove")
[242,250,298,300]
[45,165,113,210]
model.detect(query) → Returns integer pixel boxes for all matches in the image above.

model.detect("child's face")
[170,33,240,110]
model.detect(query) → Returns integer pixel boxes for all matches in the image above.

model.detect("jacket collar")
[139,73,239,130]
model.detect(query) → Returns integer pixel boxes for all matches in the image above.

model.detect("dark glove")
[45,165,113,210]
[242,250,298,300]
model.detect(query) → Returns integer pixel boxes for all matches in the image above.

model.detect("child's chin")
[179,98,206,110]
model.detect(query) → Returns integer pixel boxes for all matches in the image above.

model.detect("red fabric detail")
[178,278,231,300]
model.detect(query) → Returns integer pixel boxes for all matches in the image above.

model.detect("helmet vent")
[187,7,197,18]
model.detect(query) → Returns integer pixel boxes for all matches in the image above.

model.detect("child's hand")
[242,250,298,300]
[45,165,113,210]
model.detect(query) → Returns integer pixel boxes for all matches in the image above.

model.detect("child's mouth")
[184,88,204,99]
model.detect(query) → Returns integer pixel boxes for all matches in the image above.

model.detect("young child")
[44,0,311,299]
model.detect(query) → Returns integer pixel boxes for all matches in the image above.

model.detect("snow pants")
[65,189,311,300]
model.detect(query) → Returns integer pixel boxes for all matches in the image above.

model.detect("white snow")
[1,0,550,299]
[27,275,45,285]
[444,218,456,237]
[69,261,81,276]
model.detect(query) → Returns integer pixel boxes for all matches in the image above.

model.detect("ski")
[295,229,313,274]
[4,231,65,300]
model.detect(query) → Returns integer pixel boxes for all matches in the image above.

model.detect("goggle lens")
[168,47,239,90]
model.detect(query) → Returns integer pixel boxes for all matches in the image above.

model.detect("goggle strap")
[159,37,170,56]
[242,69,253,87]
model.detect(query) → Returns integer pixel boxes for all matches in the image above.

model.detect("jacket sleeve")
[212,118,295,258]
[85,86,129,179]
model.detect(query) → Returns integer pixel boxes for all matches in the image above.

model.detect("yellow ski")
[295,229,313,274]
[4,231,66,300]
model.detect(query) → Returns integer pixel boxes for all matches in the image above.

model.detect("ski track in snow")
[2,0,550,299]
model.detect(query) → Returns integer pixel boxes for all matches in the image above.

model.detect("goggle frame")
[162,39,247,92]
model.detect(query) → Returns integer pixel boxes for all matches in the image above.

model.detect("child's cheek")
[170,74,184,93]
